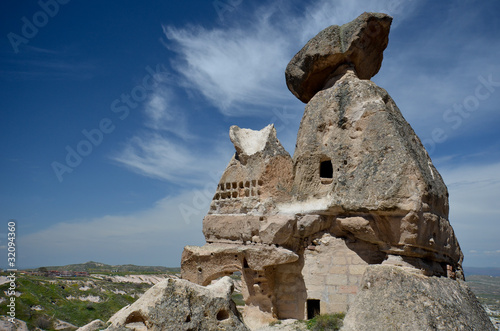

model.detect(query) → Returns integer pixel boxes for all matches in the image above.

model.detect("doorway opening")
[307,299,320,319]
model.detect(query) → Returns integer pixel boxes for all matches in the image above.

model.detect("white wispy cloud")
[114,0,425,183]
[163,0,420,116]
[164,24,290,115]
[15,190,211,268]
[112,81,213,181]
[143,85,194,140]
[112,133,228,185]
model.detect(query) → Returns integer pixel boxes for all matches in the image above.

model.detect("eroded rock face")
[180,12,471,326]
[76,319,106,331]
[209,124,293,215]
[104,277,248,331]
[0,316,28,331]
[284,69,463,271]
[182,244,298,285]
[341,265,496,331]
[286,12,392,103]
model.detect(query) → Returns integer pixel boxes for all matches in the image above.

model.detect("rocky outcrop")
[180,11,480,327]
[286,12,392,103]
[0,316,28,331]
[209,124,293,215]
[284,68,463,274]
[182,244,298,286]
[76,319,106,331]
[341,265,495,331]
[103,276,248,331]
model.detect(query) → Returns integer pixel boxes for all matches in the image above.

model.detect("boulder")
[0,316,28,331]
[286,12,392,103]
[341,265,495,331]
[76,319,106,331]
[104,277,248,331]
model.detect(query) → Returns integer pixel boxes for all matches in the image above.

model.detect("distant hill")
[464,267,500,277]
[27,261,180,274]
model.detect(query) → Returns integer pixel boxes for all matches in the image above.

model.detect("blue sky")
[0,0,499,269]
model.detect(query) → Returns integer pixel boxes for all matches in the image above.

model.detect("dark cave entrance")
[307,299,320,319]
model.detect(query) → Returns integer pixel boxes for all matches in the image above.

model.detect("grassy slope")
[0,273,155,330]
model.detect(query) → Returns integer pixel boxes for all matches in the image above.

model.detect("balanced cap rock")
[286,12,392,103]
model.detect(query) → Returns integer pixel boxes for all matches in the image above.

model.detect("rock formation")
[76,319,106,331]
[285,12,392,103]
[342,265,496,331]
[180,11,494,330]
[0,316,28,331]
[101,276,248,331]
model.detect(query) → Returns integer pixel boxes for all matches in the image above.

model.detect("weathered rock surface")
[182,244,298,286]
[341,265,495,331]
[285,68,463,274]
[286,12,392,103]
[0,316,28,331]
[209,124,293,215]
[104,276,248,331]
[76,319,106,331]
[180,11,472,326]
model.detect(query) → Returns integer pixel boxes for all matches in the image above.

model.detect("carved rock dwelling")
[181,12,465,325]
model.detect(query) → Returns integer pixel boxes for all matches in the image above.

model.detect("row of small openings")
[213,188,261,200]
[218,180,263,191]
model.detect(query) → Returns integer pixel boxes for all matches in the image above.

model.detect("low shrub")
[34,314,53,329]
[306,313,345,331]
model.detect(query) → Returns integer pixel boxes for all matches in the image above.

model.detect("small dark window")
[320,160,333,178]
[243,258,249,269]
[307,299,320,319]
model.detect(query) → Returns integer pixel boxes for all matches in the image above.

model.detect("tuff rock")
[76,319,106,331]
[210,124,293,216]
[179,11,494,330]
[286,12,392,103]
[103,276,248,331]
[0,316,28,331]
[341,265,496,331]
[285,68,463,270]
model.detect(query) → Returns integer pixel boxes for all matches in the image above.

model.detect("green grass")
[231,292,245,306]
[306,313,345,331]
[0,273,155,330]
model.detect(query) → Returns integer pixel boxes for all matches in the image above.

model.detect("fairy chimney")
[179,12,492,330]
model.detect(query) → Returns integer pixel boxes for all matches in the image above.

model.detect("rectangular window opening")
[320,160,333,178]
[307,299,320,320]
